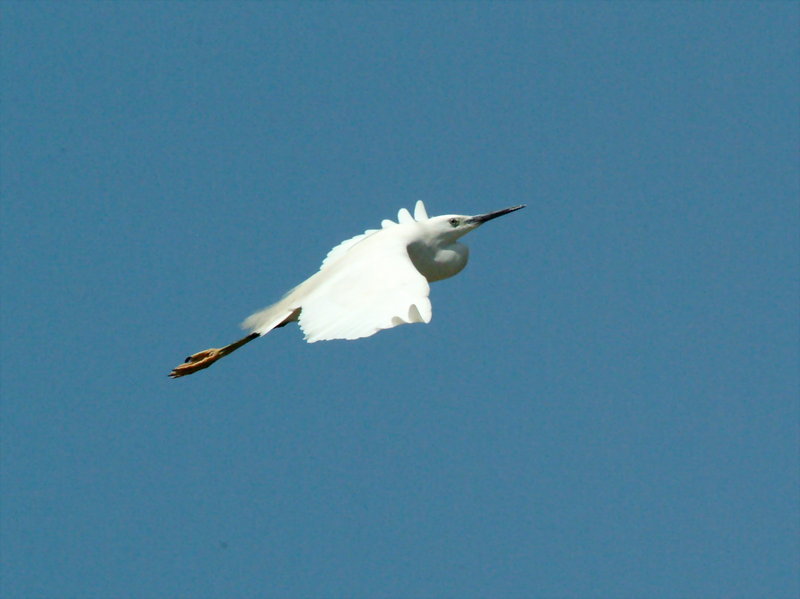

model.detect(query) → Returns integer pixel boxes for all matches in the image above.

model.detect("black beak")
[467,204,526,225]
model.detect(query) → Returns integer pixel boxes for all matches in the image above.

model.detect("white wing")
[319,212,402,271]
[298,230,431,343]
[319,228,380,270]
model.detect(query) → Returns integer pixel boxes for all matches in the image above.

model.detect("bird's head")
[424,205,526,242]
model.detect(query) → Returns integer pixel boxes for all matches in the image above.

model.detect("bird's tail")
[241,301,301,335]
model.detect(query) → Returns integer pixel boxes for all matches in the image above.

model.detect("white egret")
[170,201,525,377]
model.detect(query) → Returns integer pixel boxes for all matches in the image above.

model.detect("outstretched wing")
[298,231,432,343]
[319,211,407,271]
[319,228,380,271]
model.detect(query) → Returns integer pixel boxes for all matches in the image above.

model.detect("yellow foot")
[169,348,224,378]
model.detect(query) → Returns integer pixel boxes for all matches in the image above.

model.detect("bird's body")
[170,201,524,377]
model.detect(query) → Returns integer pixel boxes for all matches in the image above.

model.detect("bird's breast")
[408,242,469,283]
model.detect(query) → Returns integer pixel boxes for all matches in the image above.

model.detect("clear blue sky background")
[2,2,798,598]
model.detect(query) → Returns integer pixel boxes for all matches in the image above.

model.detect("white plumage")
[243,202,434,342]
[170,200,524,377]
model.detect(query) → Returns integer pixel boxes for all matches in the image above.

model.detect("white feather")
[397,207,414,224]
[414,200,429,221]
[297,227,431,342]
[319,228,380,270]
[243,205,432,339]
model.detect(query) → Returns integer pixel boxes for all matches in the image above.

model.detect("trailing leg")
[169,332,259,378]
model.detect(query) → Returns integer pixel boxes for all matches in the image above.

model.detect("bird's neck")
[408,240,469,282]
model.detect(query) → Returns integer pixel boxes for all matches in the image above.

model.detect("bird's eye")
[449,218,459,227]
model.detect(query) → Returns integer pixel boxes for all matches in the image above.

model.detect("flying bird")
[170,201,525,378]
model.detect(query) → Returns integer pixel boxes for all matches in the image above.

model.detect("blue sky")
[2,2,798,598]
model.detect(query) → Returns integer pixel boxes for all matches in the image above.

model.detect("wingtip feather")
[413,200,429,221]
